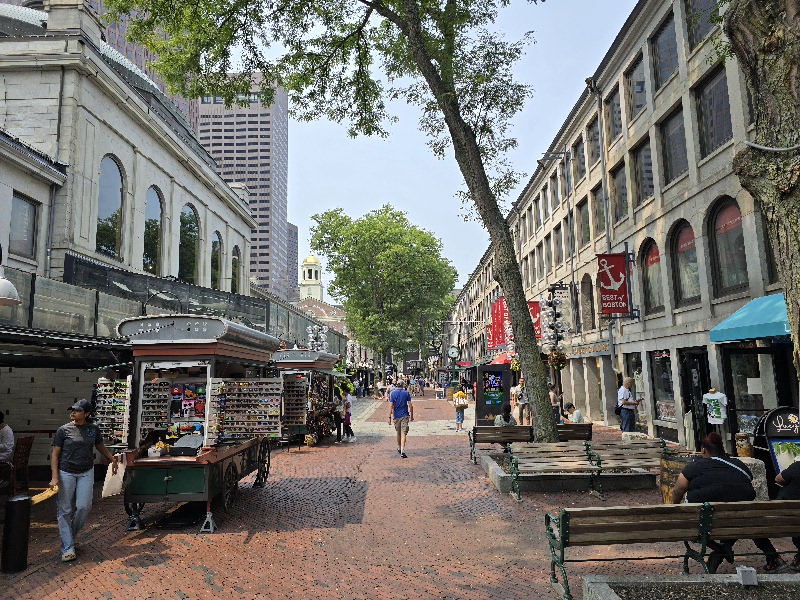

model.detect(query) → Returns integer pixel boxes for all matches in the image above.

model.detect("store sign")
[569,342,610,357]
[528,301,542,339]
[597,253,629,315]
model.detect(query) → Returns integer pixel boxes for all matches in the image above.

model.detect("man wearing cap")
[49,399,118,562]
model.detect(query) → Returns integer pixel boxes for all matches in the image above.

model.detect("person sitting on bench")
[564,403,584,424]
[494,403,517,427]
[671,432,788,573]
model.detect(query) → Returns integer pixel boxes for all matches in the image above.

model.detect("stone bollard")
[738,457,769,501]
[622,432,649,443]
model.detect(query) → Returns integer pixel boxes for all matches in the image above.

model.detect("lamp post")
[447,344,460,396]
[142,290,184,315]
[307,324,329,352]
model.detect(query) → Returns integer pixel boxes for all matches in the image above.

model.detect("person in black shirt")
[672,432,787,573]
[775,460,800,569]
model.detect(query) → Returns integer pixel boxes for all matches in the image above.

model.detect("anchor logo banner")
[597,253,629,315]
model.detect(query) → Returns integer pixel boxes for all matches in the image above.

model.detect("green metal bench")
[468,425,533,464]
[545,499,800,600]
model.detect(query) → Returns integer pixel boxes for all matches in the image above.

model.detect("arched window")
[96,156,124,258]
[580,274,596,331]
[143,186,162,275]
[211,231,222,290]
[642,240,664,313]
[710,198,749,295]
[231,246,240,295]
[672,221,700,305]
[178,205,199,285]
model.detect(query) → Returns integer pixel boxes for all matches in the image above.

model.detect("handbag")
[614,404,623,416]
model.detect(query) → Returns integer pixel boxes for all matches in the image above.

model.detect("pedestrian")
[671,432,787,573]
[453,390,468,433]
[549,384,563,424]
[385,379,396,401]
[344,390,356,442]
[0,412,14,465]
[494,402,517,426]
[516,376,531,426]
[418,377,425,396]
[617,377,640,432]
[389,379,414,458]
[564,402,584,423]
[333,389,344,443]
[49,399,118,562]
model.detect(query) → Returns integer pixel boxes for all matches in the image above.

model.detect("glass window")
[211,231,222,290]
[626,55,647,119]
[672,222,701,304]
[525,206,533,240]
[522,256,530,288]
[178,205,199,285]
[542,185,550,219]
[534,196,542,230]
[578,199,591,247]
[545,235,553,273]
[9,194,37,258]
[231,246,240,295]
[686,0,717,49]
[696,68,733,158]
[633,139,654,206]
[604,86,623,142]
[711,199,749,294]
[554,225,563,265]
[537,243,544,279]
[649,350,676,422]
[652,14,679,90]
[530,250,537,283]
[143,187,162,275]
[565,214,575,257]
[580,274,596,331]
[611,163,628,222]
[564,161,573,197]
[592,184,605,236]
[550,173,559,210]
[573,138,586,181]
[587,118,601,165]
[642,240,664,313]
[661,109,689,184]
[96,156,124,259]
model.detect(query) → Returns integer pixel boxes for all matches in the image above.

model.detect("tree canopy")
[310,205,456,360]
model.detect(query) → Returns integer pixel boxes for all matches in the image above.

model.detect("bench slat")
[568,528,700,545]
[564,504,704,518]
[570,520,700,535]
[712,525,800,538]
[708,500,800,513]
[571,511,703,526]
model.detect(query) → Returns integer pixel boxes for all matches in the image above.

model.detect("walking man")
[389,379,414,458]
[617,377,640,432]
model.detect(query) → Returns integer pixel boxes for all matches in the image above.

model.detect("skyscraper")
[287,222,299,302]
[196,78,290,298]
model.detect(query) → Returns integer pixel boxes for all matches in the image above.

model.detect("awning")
[490,353,513,365]
[709,293,791,343]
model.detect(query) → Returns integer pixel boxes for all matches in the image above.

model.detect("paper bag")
[101,461,125,498]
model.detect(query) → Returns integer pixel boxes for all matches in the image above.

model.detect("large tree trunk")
[397,0,558,442]
[725,0,800,370]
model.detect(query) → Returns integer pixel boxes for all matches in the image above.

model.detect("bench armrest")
[545,511,567,564]
[587,450,602,469]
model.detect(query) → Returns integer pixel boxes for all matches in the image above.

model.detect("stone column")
[584,357,602,422]
[599,356,618,426]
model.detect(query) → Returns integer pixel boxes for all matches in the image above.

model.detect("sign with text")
[527,301,542,339]
[597,253,629,315]
[489,296,510,349]
[486,324,495,350]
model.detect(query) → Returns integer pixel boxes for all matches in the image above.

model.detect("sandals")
[61,549,76,562]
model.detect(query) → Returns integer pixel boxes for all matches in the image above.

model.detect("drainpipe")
[586,77,621,376]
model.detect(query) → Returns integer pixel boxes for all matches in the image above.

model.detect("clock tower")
[299,255,324,302]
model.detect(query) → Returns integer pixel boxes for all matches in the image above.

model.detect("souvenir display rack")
[208,378,282,441]
[138,379,207,443]
[95,377,131,446]
[282,373,308,429]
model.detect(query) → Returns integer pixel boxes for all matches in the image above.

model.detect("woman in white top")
[0,412,13,464]
[564,403,584,424]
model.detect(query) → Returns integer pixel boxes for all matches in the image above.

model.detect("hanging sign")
[486,324,495,350]
[597,253,629,315]
[527,301,542,339]
[490,297,510,348]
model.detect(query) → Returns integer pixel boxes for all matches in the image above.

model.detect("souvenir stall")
[752,406,800,498]
[272,349,340,445]
[108,315,281,532]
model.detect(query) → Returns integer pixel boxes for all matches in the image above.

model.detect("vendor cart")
[111,315,282,532]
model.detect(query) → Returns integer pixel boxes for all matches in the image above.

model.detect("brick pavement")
[2,405,794,600]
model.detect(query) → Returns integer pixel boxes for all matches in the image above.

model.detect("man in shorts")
[389,379,414,458]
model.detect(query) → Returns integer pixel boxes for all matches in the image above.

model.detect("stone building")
[449,0,797,449]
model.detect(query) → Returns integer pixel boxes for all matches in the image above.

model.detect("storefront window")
[711,199,749,295]
[649,350,676,421]
[729,353,773,435]
[625,352,647,431]
[673,222,700,304]
[642,240,664,313]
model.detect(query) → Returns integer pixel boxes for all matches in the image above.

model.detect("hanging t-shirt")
[702,392,728,424]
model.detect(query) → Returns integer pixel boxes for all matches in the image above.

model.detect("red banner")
[489,297,510,348]
[486,324,495,350]
[597,253,629,315]
[527,301,542,339]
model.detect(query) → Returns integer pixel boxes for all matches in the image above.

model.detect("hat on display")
[69,399,93,413]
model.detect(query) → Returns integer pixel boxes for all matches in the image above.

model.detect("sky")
[287,0,640,301]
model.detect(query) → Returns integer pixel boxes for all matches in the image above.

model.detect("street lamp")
[447,344,460,394]
[307,324,329,352]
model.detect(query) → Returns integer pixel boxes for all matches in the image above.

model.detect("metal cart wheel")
[223,463,239,510]
[254,437,271,487]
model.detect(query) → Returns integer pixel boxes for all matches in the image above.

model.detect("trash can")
[2,494,32,573]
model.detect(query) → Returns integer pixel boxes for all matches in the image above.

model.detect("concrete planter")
[479,453,657,495]
[583,575,800,600]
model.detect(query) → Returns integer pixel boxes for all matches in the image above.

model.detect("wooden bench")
[586,438,666,471]
[468,425,533,464]
[545,499,800,600]
[509,442,601,501]
[557,422,593,441]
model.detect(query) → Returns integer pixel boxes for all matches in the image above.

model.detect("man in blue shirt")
[389,379,414,458]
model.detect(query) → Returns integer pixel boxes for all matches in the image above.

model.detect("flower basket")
[453,391,468,410]
[548,350,567,371]
[510,356,521,372]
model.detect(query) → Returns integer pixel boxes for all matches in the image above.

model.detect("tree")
[723,0,800,370]
[310,205,456,382]
[104,0,558,441]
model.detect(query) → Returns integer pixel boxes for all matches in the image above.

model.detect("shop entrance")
[679,348,711,451]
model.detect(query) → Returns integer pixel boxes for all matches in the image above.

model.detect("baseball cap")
[69,399,93,413]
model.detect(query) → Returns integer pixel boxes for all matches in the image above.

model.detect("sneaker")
[61,549,76,562]
[401,452,408,458]
[765,557,790,573]
[334,440,341,444]
[349,437,357,442]
[398,448,401,454]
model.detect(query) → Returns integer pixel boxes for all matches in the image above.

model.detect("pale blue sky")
[287,0,639,299]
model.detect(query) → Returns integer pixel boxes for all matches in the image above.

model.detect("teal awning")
[709,293,790,343]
